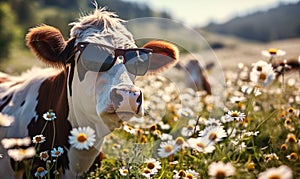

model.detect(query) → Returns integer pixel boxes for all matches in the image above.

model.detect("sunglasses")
[75,42,153,76]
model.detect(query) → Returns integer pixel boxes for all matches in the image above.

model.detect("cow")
[175,59,212,95]
[0,8,179,178]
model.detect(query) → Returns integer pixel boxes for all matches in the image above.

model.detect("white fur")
[0,67,62,178]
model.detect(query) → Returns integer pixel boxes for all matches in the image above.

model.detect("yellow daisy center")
[259,73,267,81]
[187,125,194,130]
[286,134,297,143]
[178,170,186,177]
[164,145,174,153]
[231,112,239,117]
[147,162,155,169]
[20,149,26,155]
[123,149,129,154]
[40,152,48,159]
[269,175,280,179]
[144,168,151,174]
[268,48,278,55]
[197,142,206,149]
[209,133,217,141]
[289,152,298,161]
[288,107,295,113]
[35,136,42,142]
[122,169,128,174]
[215,171,226,179]
[285,118,292,125]
[37,167,45,173]
[280,144,288,151]
[256,66,263,71]
[77,133,87,143]
[186,174,194,179]
[175,137,185,146]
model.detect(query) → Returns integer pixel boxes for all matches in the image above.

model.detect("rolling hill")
[204,1,300,42]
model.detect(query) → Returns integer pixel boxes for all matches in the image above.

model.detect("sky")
[123,0,299,27]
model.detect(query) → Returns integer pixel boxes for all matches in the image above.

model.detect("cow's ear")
[26,25,75,68]
[142,40,179,74]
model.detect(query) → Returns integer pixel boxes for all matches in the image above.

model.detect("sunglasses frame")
[75,42,153,75]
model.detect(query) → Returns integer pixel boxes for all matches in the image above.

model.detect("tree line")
[0,0,171,61]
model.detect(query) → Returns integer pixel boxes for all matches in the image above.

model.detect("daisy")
[1,137,31,149]
[0,113,14,127]
[281,144,288,151]
[175,137,185,146]
[225,110,246,122]
[229,96,246,104]
[285,133,297,143]
[181,125,195,137]
[34,167,48,178]
[7,147,36,161]
[145,158,161,174]
[258,165,292,179]
[39,151,49,161]
[244,131,260,137]
[68,126,96,150]
[180,107,195,117]
[157,140,181,158]
[241,86,262,96]
[169,161,179,165]
[51,146,64,157]
[286,152,298,162]
[142,168,152,179]
[261,48,286,58]
[158,121,171,130]
[264,153,279,163]
[181,119,199,137]
[287,107,296,116]
[123,124,137,135]
[173,170,186,179]
[112,143,121,150]
[204,118,222,126]
[199,125,227,143]
[32,134,46,144]
[42,110,56,121]
[250,60,275,87]
[187,137,215,154]
[119,167,129,176]
[208,161,236,178]
[173,169,199,179]
[185,169,199,179]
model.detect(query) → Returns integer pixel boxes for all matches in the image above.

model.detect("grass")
[0,48,44,75]
[84,51,300,178]
[1,45,300,178]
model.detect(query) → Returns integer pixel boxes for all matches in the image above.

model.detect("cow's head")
[26,9,179,133]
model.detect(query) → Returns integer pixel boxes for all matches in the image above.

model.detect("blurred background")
[0,0,299,73]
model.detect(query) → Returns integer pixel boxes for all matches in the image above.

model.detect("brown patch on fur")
[0,77,10,84]
[26,25,68,68]
[9,81,24,88]
[27,68,72,175]
[186,60,212,94]
[143,40,179,74]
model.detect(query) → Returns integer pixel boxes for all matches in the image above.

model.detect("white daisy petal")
[68,126,96,150]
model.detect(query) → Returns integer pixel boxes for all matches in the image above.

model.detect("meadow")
[83,48,300,178]
[1,39,300,178]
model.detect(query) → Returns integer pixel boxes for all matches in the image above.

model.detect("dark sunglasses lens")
[125,51,150,76]
[80,44,114,72]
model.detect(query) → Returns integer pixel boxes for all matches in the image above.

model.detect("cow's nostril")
[110,86,143,115]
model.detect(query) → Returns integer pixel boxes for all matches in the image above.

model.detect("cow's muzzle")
[110,85,143,120]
